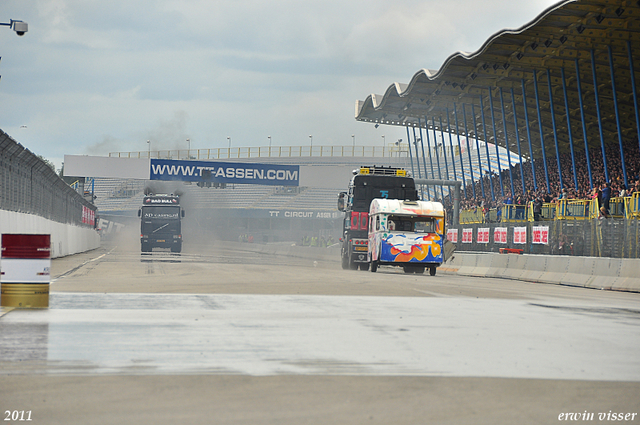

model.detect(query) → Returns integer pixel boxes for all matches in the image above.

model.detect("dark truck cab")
[138,194,185,253]
[337,166,418,270]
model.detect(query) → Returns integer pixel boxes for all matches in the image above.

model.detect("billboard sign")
[149,159,300,186]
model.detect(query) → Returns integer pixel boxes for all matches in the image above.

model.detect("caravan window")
[414,218,436,233]
[388,215,444,234]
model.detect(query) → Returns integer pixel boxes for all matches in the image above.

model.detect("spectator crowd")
[445,138,640,219]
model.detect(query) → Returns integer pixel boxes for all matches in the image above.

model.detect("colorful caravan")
[368,199,445,275]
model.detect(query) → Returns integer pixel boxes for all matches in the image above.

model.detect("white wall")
[0,210,100,258]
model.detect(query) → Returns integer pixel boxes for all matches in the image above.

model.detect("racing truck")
[138,194,185,253]
[337,166,418,270]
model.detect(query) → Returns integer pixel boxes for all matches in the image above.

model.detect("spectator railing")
[110,145,404,159]
[527,202,556,222]
[556,199,593,220]
[485,208,499,223]
[501,204,528,223]
[627,192,640,219]
[459,196,640,224]
[609,197,626,218]
[460,208,483,224]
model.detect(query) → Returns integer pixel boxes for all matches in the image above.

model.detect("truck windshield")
[141,206,180,234]
[141,206,180,220]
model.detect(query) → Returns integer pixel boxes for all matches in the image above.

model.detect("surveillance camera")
[13,22,28,36]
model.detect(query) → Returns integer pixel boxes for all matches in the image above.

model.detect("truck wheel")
[141,244,151,253]
[341,252,349,269]
[429,267,436,276]
[370,261,378,273]
[415,266,425,274]
[359,263,369,271]
[171,244,182,253]
[348,253,358,270]
[403,265,413,274]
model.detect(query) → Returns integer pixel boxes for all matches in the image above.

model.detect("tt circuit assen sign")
[149,159,299,186]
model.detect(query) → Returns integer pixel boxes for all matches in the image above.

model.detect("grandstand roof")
[355,0,640,159]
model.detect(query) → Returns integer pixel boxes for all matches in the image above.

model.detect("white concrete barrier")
[615,259,640,292]
[446,251,640,293]
[0,211,100,258]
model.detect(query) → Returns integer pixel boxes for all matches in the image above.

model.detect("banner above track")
[149,158,299,186]
[64,155,304,187]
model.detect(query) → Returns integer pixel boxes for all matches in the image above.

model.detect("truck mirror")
[182,210,185,218]
[337,192,347,212]
[137,209,141,217]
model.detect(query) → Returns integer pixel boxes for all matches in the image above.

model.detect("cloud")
[1,0,561,166]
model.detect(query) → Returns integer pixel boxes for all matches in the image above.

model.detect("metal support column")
[446,109,459,197]
[411,126,422,178]
[424,119,437,200]
[478,98,496,200]
[439,116,452,201]
[591,49,610,183]
[575,59,594,190]
[417,117,429,187]
[628,40,640,159]
[608,45,629,187]
[431,119,445,201]
[521,78,538,191]
[499,87,516,198]
[561,67,578,191]
[488,88,505,197]
[510,88,526,196]
[470,103,484,199]
[453,103,470,198]
[546,68,564,190]
[533,69,551,193]
[405,126,416,178]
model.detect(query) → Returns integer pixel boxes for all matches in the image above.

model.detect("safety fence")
[447,219,640,258]
[0,130,97,227]
[459,194,640,224]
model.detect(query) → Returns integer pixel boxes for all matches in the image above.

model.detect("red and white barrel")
[1,234,51,308]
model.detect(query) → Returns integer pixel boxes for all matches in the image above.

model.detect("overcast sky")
[2,0,561,169]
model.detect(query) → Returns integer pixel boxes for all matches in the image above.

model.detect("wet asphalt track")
[1,241,639,424]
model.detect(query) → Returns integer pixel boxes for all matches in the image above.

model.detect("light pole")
[382,135,385,156]
[147,140,151,158]
[227,137,231,158]
[187,138,190,152]
[309,135,312,149]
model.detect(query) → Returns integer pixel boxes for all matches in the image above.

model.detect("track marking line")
[51,247,116,284]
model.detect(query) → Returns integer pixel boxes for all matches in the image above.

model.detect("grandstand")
[352,0,640,258]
